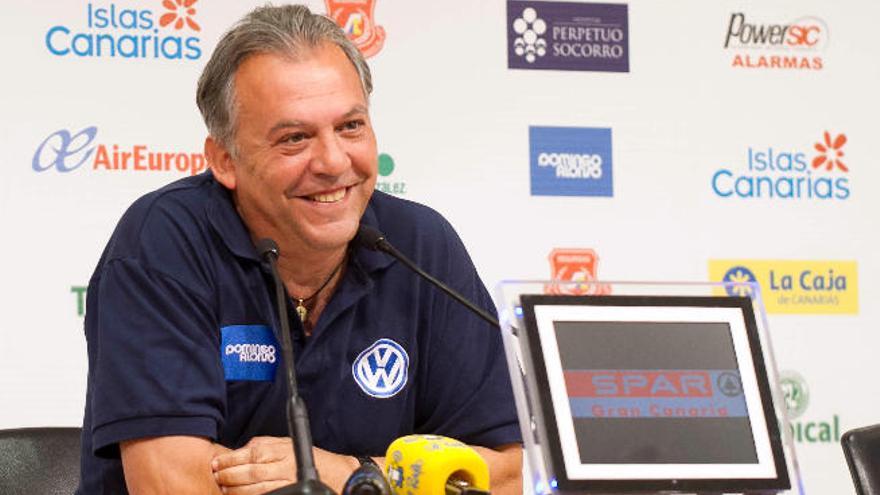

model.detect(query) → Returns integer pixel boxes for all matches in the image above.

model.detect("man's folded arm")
[120,435,230,495]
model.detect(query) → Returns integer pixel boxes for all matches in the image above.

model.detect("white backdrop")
[1,1,878,493]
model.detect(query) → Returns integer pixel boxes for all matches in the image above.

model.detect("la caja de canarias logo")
[711,131,850,201]
[779,370,842,444]
[45,0,203,60]
[325,0,385,58]
[709,260,858,314]
[724,13,827,70]
[546,248,612,296]
[33,126,206,175]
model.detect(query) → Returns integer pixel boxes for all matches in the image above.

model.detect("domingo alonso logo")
[780,370,841,444]
[711,131,850,201]
[508,1,629,72]
[353,338,409,398]
[530,126,613,197]
[724,13,827,70]
[709,260,858,314]
[33,126,206,176]
[45,0,202,60]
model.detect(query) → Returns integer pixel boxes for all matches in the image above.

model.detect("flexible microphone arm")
[257,239,335,495]
[354,225,500,329]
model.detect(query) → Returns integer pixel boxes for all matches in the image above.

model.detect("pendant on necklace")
[295,299,308,322]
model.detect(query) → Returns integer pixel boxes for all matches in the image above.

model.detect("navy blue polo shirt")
[77,172,520,494]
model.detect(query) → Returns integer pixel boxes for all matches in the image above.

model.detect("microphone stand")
[259,239,335,495]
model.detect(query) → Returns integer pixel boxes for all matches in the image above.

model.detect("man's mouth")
[307,187,347,203]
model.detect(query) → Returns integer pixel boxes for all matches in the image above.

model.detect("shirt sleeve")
[86,257,224,458]
[414,218,523,448]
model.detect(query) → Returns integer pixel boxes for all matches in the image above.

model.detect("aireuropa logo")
[711,131,850,201]
[326,0,385,58]
[508,1,629,72]
[530,126,613,197]
[546,248,611,295]
[709,260,858,314]
[45,0,203,60]
[375,152,406,196]
[780,370,841,444]
[33,127,207,176]
[724,13,827,70]
[352,338,409,398]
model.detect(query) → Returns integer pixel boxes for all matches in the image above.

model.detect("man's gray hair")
[196,4,372,151]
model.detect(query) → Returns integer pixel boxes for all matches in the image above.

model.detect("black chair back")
[0,427,81,495]
[843,424,880,495]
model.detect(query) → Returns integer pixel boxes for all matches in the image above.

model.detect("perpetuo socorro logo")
[780,370,841,444]
[709,260,858,314]
[530,126,613,197]
[724,13,827,70]
[508,1,629,72]
[33,127,207,176]
[325,0,385,58]
[546,248,611,295]
[711,131,850,201]
[375,153,406,196]
[45,1,202,60]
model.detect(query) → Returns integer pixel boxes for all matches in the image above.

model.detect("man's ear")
[205,136,236,190]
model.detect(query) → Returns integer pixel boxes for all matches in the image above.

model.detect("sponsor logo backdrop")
[1,1,877,493]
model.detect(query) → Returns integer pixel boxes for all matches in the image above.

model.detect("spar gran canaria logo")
[33,126,207,175]
[780,370,841,444]
[45,0,203,60]
[709,260,858,314]
[711,131,850,201]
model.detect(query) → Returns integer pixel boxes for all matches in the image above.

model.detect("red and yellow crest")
[325,0,386,58]
[546,248,612,295]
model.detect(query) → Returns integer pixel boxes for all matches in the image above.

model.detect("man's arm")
[121,436,230,495]
[212,437,522,495]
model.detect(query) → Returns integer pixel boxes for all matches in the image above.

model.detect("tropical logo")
[711,131,850,201]
[724,13,827,70]
[375,153,406,196]
[779,370,841,444]
[45,0,203,60]
[709,260,858,314]
[546,248,611,295]
[325,0,386,58]
[33,126,207,176]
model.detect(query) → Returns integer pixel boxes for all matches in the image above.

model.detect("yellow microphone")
[384,435,490,495]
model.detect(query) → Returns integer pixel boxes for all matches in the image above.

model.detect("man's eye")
[282,133,307,144]
[339,120,364,132]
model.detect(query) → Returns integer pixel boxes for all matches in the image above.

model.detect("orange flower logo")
[812,131,848,172]
[160,0,201,32]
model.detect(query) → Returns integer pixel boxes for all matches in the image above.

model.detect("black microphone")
[341,462,391,495]
[353,225,500,329]
[258,238,335,495]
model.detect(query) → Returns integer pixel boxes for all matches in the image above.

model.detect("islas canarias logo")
[325,0,385,58]
[711,131,850,201]
[709,260,858,314]
[45,0,203,60]
[33,126,207,175]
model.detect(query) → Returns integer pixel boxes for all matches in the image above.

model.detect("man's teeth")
[310,188,345,203]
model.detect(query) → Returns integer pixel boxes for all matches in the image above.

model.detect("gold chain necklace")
[291,255,346,323]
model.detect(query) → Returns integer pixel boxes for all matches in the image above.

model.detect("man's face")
[217,44,377,253]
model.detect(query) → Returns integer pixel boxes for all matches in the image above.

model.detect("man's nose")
[309,133,350,176]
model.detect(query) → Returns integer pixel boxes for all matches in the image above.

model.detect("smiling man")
[76,5,521,495]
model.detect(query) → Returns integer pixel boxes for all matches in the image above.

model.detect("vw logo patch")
[352,338,409,398]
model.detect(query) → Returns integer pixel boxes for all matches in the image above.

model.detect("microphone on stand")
[258,238,335,495]
[353,225,500,329]
[341,461,391,495]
